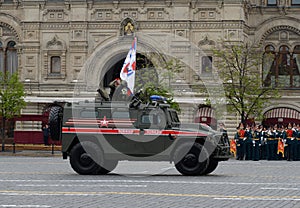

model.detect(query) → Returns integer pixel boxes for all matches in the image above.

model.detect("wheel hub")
[183,153,198,168]
[80,153,93,166]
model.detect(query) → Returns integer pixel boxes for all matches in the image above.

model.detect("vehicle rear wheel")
[201,158,218,175]
[48,105,63,141]
[174,143,209,176]
[70,141,105,175]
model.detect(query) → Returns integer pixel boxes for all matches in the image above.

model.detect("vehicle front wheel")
[201,158,218,175]
[174,143,209,176]
[96,159,119,175]
[70,141,105,175]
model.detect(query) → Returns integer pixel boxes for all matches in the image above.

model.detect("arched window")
[292,45,300,87]
[262,45,275,87]
[0,41,18,74]
[6,41,18,74]
[201,56,212,74]
[263,45,300,88]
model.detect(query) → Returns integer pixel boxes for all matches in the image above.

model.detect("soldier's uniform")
[286,124,297,161]
[274,126,282,160]
[252,126,262,161]
[276,126,285,159]
[244,126,253,160]
[112,80,133,102]
[296,126,300,161]
[266,127,276,160]
[260,127,268,160]
[234,126,246,160]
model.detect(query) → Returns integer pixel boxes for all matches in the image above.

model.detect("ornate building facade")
[0,0,299,135]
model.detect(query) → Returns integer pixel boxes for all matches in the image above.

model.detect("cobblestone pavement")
[0,157,300,208]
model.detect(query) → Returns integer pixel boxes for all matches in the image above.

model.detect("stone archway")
[254,17,300,45]
[102,53,155,88]
[79,34,166,91]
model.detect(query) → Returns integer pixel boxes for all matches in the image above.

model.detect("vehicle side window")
[112,111,130,119]
[141,112,166,129]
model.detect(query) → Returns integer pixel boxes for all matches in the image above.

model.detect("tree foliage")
[0,72,26,151]
[135,54,182,112]
[213,43,280,123]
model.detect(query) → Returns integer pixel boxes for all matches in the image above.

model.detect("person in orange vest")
[234,123,246,160]
[286,123,297,161]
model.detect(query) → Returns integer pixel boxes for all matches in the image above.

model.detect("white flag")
[120,37,137,94]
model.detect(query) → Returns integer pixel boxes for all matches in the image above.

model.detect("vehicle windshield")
[198,123,214,132]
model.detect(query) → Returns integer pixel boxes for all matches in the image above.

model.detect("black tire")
[96,159,118,175]
[201,158,218,175]
[70,141,104,175]
[174,143,209,176]
[48,105,63,141]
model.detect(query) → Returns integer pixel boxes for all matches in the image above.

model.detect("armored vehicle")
[48,94,230,176]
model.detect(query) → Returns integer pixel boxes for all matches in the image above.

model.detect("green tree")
[135,54,182,112]
[0,72,26,151]
[213,43,280,123]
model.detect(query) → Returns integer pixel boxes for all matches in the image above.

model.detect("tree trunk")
[1,117,6,152]
[241,111,245,125]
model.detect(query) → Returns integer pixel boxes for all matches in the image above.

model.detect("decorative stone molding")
[190,0,197,9]
[23,23,40,30]
[113,0,119,9]
[199,36,216,46]
[120,17,137,36]
[91,9,113,20]
[46,35,64,50]
[13,0,20,9]
[43,35,67,80]
[217,0,224,9]
[121,8,139,19]
[87,0,93,10]
[39,1,45,10]
[138,0,145,8]
[43,8,69,21]
[165,0,172,7]
[41,23,69,30]
[147,8,169,20]
[0,22,19,41]
[194,7,218,14]
[64,0,70,10]
[24,30,38,40]
[259,25,300,45]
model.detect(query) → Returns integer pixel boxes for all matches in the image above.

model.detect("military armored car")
[48,95,230,176]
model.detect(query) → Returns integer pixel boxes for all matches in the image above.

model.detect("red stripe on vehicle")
[62,127,207,137]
